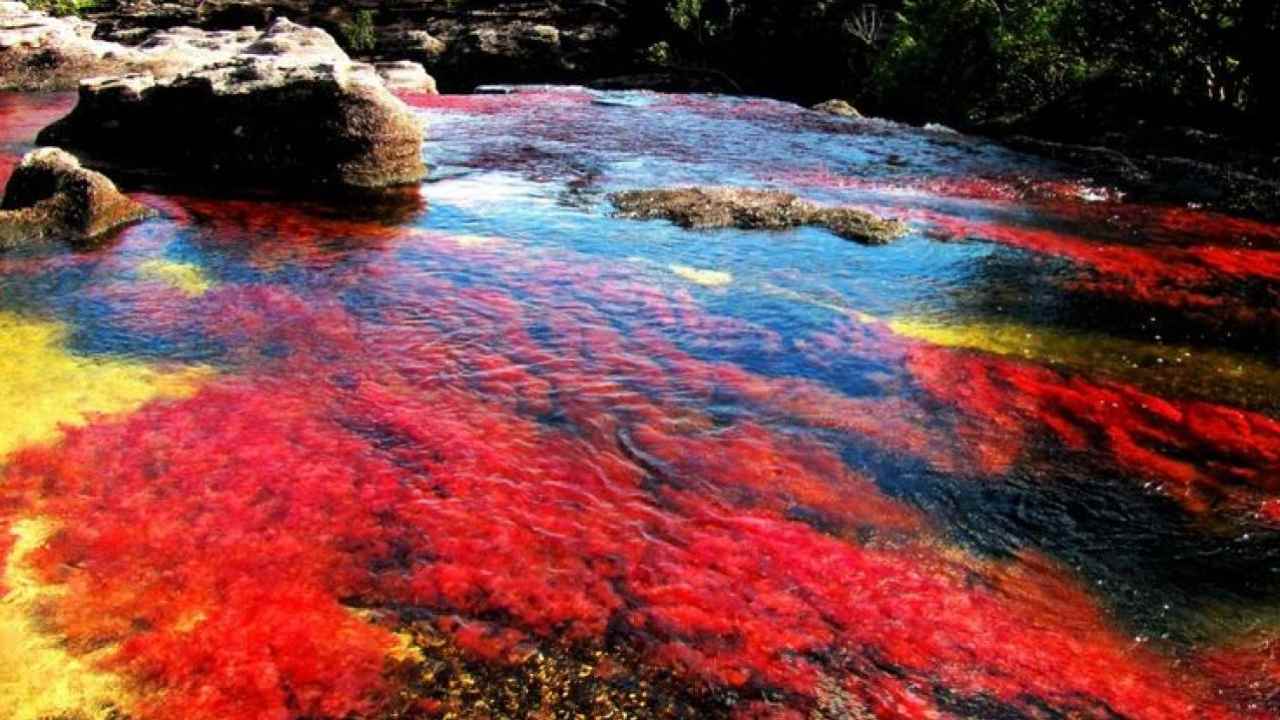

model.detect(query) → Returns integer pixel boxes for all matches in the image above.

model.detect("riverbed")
[1,87,1278,720]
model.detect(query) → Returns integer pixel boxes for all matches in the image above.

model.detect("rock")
[461,22,562,65]
[812,99,861,118]
[610,187,907,245]
[132,25,260,76]
[1003,136,1151,188]
[374,59,436,94]
[433,20,575,89]
[0,0,125,90]
[0,1,260,90]
[378,27,447,61]
[38,18,426,193]
[0,147,151,249]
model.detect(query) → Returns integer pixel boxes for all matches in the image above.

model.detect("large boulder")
[0,147,151,249]
[37,18,426,192]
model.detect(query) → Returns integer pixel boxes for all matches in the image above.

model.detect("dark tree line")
[643,0,1280,134]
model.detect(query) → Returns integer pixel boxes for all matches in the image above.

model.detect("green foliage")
[665,0,735,45]
[1075,0,1278,113]
[868,0,1278,123]
[870,0,1086,123]
[25,0,94,17]
[667,0,702,32]
[339,9,377,54]
[644,41,674,66]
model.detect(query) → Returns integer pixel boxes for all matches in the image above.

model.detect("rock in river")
[0,147,151,249]
[812,99,862,118]
[610,187,907,245]
[36,18,427,192]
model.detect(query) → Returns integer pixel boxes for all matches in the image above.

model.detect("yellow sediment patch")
[0,519,131,720]
[136,259,215,297]
[0,311,211,460]
[670,264,733,287]
[887,316,1280,411]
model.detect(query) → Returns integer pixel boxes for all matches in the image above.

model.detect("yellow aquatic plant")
[0,519,131,720]
[0,311,210,459]
[670,264,733,287]
[136,259,215,297]
[887,316,1280,412]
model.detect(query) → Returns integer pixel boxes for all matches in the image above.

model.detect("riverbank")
[3,0,1245,221]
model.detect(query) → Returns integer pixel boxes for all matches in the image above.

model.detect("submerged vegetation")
[1,2,1279,719]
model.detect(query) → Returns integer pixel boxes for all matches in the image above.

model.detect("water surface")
[1,87,1279,720]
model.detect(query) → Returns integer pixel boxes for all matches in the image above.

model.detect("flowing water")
[1,87,1279,720]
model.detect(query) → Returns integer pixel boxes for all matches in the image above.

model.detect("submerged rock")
[610,187,907,245]
[37,18,426,192]
[0,147,151,248]
[812,99,861,118]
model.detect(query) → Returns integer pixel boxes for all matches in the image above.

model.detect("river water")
[0,87,1278,720]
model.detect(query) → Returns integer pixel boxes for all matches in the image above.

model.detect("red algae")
[904,343,1280,517]
[912,209,1280,329]
[0,91,75,143]
[397,89,595,114]
[3,88,1280,720]
[768,169,1090,205]
[1,266,1272,719]
[1198,637,1280,714]
[1,372,1258,720]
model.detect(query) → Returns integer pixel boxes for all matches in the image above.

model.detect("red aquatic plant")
[397,89,595,114]
[2,269,1271,719]
[905,343,1280,516]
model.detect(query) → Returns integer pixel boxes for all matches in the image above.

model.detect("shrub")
[339,9,377,54]
[25,0,93,17]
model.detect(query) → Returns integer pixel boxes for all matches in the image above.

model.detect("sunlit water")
[1,87,1279,720]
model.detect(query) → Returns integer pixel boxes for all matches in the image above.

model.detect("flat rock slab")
[0,147,151,249]
[610,187,907,245]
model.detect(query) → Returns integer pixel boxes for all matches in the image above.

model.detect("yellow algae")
[887,316,1280,412]
[0,312,211,459]
[136,259,215,297]
[0,519,131,720]
[670,264,733,287]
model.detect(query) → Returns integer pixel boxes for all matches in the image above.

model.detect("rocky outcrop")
[0,147,151,249]
[376,27,447,62]
[37,18,427,193]
[610,187,907,245]
[0,0,125,89]
[430,21,574,89]
[0,1,266,90]
[1003,135,1280,221]
[374,59,436,94]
